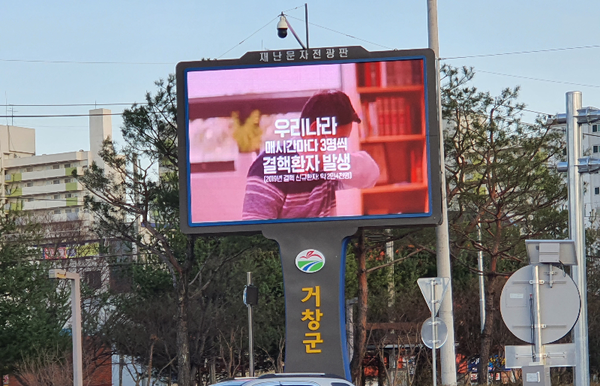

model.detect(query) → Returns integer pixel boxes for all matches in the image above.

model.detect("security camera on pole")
[276,4,309,49]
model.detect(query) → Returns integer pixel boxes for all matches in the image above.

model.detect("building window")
[26,167,33,172]
[595,187,600,195]
[53,180,60,184]
[84,271,102,290]
[52,165,60,170]
[65,208,72,213]
[593,124,599,133]
[26,182,33,187]
[27,198,33,202]
[53,194,60,200]
[64,178,72,183]
[53,209,61,214]
[64,163,71,168]
[65,193,72,198]
[594,146,599,153]
[110,265,131,293]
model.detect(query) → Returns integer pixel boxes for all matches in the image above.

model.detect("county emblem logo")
[295,249,325,273]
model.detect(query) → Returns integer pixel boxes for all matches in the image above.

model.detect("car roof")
[212,378,257,386]
[212,374,353,386]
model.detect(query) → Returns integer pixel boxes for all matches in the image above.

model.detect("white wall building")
[1,108,112,223]
[551,107,600,227]
[582,120,600,225]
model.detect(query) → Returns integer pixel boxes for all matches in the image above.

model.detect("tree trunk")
[351,230,368,384]
[176,276,192,386]
[148,339,155,386]
[377,354,386,386]
[190,365,198,386]
[477,274,497,384]
[175,235,196,386]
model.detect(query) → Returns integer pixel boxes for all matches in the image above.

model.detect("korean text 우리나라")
[274,117,338,138]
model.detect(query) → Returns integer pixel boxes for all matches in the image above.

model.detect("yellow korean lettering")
[301,286,321,307]
[303,332,324,353]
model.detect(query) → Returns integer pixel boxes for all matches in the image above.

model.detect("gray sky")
[1,0,599,154]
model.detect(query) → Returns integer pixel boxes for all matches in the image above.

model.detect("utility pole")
[566,92,590,386]
[244,272,258,377]
[478,224,485,332]
[427,1,457,385]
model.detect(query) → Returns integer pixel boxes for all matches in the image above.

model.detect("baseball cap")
[300,90,361,126]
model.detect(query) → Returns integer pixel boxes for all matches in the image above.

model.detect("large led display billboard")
[177,47,441,234]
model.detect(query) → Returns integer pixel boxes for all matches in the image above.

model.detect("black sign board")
[177,46,441,235]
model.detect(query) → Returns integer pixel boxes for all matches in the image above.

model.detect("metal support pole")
[566,91,590,386]
[304,3,309,50]
[531,265,544,364]
[477,228,485,333]
[283,14,307,50]
[431,280,438,386]
[247,272,255,377]
[49,270,83,386]
[427,1,457,384]
[119,355,124,386]
[71,275,83,386]
[386,231,395,308]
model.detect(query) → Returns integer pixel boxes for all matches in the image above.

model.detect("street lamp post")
[49,269,83,386]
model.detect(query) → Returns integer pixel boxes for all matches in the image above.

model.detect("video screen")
[182,57,432,228]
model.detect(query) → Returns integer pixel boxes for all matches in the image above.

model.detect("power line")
[0,103,145,107]
[440,44,600,60]
[474,69,600,89]
[285,15,393,50]
[0,58,172,65]
[522,107,554,116]
[218,16,279,59]
[8,197,84,203]
[283,5,306,13]
[0,18,598,66]
[0,112,124,118]
[24,125,89,128]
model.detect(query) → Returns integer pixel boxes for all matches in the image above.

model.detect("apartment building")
[1,108,112,224]
[583,119,600,224]
[549,106,600,226]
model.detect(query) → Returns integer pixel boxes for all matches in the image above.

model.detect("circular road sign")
[500,264,580,344]
[421,317,448,349]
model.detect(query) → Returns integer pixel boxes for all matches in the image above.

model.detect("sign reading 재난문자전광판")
[176,46,442,234]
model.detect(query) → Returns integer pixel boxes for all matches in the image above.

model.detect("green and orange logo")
[295,249,325,273]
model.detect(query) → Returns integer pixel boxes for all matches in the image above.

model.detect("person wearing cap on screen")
[242,90,380,220]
